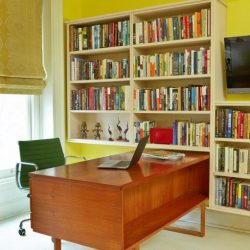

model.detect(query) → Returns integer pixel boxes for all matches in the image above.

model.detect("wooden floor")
[1,213,250,250]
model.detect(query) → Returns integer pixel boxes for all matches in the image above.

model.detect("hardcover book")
[143,149,185,160]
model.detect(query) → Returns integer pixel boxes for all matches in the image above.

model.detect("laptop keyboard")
[116,161,130,167]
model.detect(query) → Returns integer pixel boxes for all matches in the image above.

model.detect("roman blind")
[0,0,46,95]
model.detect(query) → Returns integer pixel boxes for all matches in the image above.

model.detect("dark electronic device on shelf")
[224,35,250,94]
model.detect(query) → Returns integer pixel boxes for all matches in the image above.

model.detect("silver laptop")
[97,136,149,169]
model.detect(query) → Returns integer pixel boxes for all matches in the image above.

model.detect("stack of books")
[143,149,185,160]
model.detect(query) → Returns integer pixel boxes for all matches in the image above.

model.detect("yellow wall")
[63,0,183,20]
[227,0,250,37]
[64,0,250,159]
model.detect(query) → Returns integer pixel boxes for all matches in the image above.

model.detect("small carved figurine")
[108,125,114,141]
[80,121,89,139]
[92,122,103,140]
[123,122,129,142]
[116,118,123,141]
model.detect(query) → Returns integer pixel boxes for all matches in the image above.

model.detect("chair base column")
[18,218,30,236]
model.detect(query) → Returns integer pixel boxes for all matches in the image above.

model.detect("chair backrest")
[18,138,65,188]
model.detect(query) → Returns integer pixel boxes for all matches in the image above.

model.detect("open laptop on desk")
[97,135,149,169]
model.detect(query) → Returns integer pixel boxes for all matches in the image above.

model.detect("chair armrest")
[65,155,86,162]
[16,162,38,190]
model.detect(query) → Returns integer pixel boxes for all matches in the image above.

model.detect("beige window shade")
[0,0,46,95]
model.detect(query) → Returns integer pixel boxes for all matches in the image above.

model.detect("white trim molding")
[51,0,65,147]
[41,0,65,148]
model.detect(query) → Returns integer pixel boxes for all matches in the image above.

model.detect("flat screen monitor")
[224,35,250,94]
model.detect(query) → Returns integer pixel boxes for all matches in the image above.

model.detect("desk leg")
[200,201,205,236]
[53,238,61,250]
[165,201,206,237]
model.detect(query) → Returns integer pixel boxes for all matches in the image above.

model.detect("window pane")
[0,94,31,172]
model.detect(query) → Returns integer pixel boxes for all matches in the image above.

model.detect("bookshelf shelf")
[133,75,211,81]
[208,205,250,217]
[215,138,250,143]
[133,37,211,49]
[213,172,250,180]
[69,78,130,86]
[69,45,130,55]
[133,111,210,115]
[70,110,130,114]
[70,78,130,85]
[146,143,210,152]
[68,138,132,146]
[215,101,250,107]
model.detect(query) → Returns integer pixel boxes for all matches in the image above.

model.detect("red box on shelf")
[150,128,173,144]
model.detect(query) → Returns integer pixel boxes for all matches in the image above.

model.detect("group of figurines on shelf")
[80,118,129,141]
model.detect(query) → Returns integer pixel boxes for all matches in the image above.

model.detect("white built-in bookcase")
[65,0,250,216]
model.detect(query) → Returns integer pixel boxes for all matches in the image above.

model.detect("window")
[0,94,35,177]
[0,0,65,178]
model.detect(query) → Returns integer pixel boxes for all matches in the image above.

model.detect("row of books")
[215,177,250,210]
[134,121,156,143]
[215,108,250,139]
[133,8,211,44]
[134,48,210,78]
[70,57,129,81]
[172,120,210,147]
[71,86,126,111]
[215,144,250,174]
[134,85,210,111]
[69,20,130,51]
[133,120,210,147]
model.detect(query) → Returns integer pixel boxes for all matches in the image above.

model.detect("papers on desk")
[143,149,185,161]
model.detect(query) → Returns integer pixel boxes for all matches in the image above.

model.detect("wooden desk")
[29,152,209,250]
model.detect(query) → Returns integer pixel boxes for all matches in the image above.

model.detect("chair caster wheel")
[19,228,26,236]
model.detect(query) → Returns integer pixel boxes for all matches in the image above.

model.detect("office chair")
[15,138,86,236]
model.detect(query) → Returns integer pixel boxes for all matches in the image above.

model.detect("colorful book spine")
[70,58,129,81]
[215,108,250,139]
[133,8,211,44]
[172,120,210,147]
[215,177,250,211]
[71,86,126,111]
[133,48,210,78]
[133,121,156,142]
[134,85,209,111]
[69,20,130,51]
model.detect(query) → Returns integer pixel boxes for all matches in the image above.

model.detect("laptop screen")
[128,135,149,167]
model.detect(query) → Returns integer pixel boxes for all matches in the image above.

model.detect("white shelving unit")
[66,12,131,144]
[65,0,250,216]
[211,101,250,215]
[65,0,225,146]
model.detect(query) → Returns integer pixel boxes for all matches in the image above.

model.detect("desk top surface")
[30,152,209,188]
